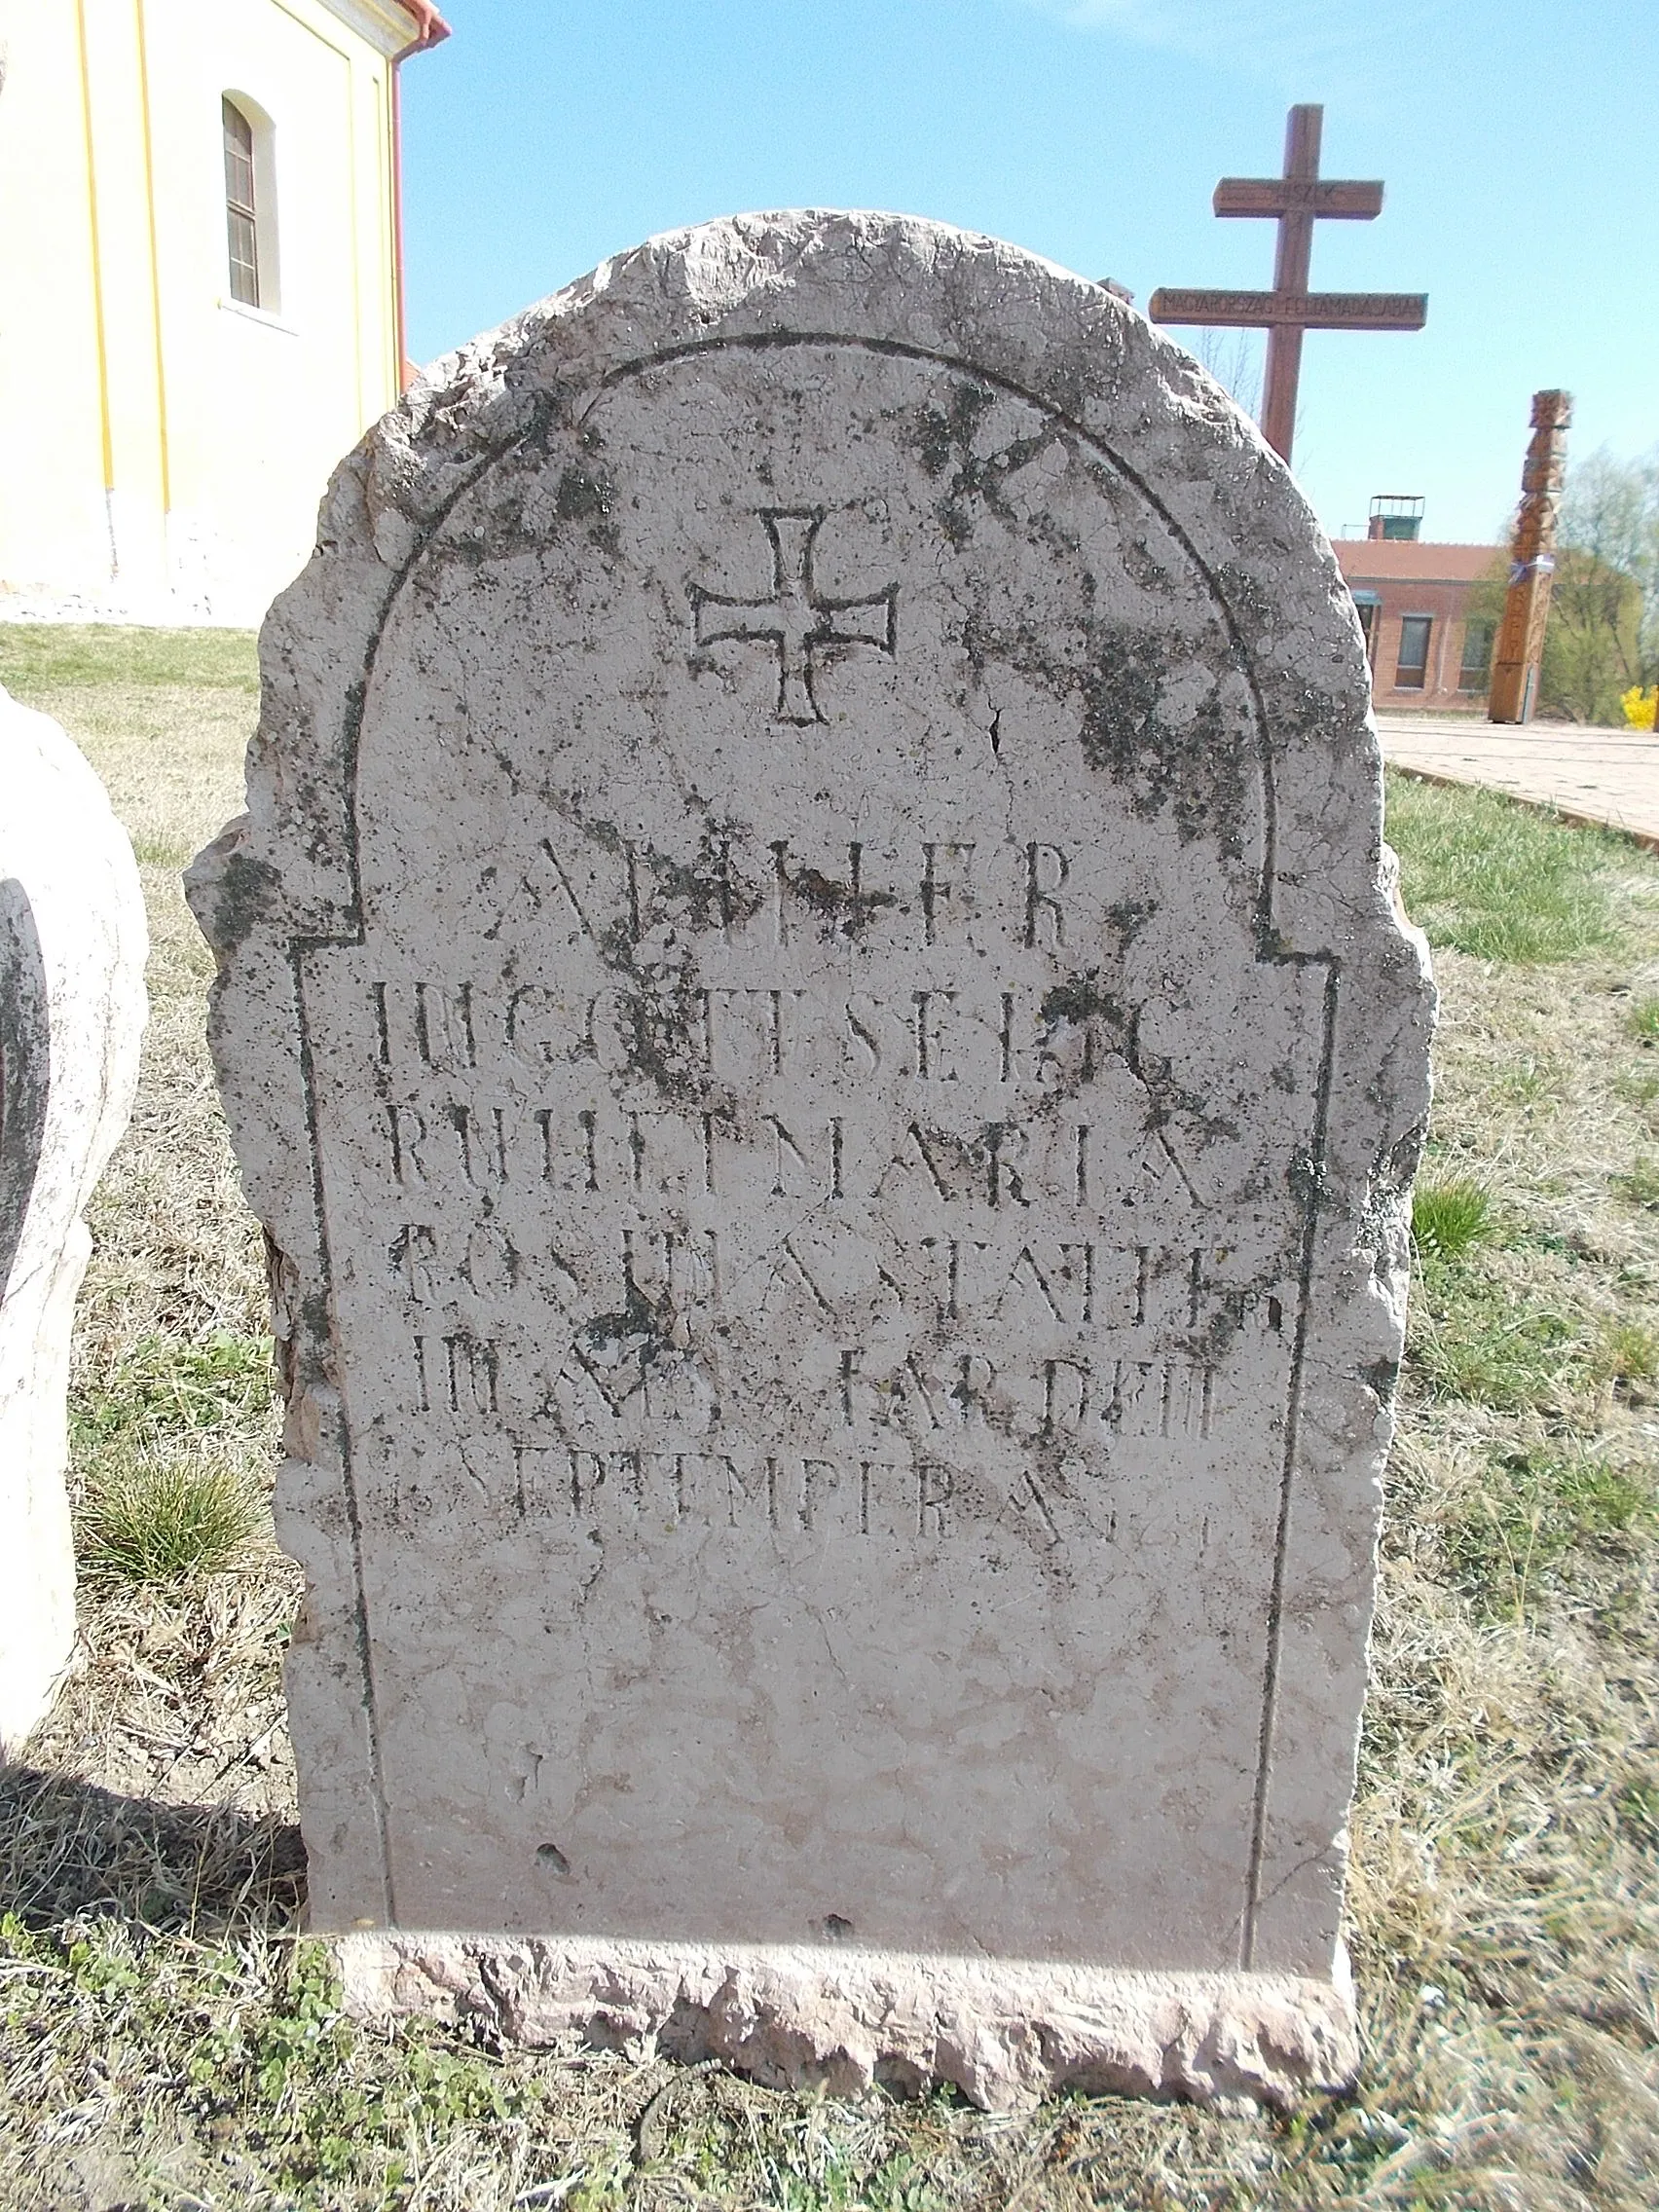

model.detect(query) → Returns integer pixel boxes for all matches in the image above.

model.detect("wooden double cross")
[1150,105,1426,464]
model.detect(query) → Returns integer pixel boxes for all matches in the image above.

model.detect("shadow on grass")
[0,1764,304,1936]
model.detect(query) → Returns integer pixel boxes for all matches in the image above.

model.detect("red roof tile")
[1334,540,1501,585]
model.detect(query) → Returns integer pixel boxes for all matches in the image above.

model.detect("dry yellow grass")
[2,628,1658,2210]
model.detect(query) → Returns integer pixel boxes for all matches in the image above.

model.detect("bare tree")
[1193,328,1264,423]
[1543,446,1659,720]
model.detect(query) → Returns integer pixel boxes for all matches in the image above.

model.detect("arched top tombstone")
[242,210,1385,953]
[193,213,1434,2112]
[2,686,147,1755]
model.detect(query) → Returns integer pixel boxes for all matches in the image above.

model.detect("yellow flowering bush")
[1622,684,1657,730]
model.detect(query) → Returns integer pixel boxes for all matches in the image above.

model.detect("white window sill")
[217,296,299,337]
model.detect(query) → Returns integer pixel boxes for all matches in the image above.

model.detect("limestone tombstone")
[190,213,1433,2110]
[1,684,147,1752]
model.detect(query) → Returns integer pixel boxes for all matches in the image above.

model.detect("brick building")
[1334,501,1502,713]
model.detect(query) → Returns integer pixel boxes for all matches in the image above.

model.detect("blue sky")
[400,0,1654,547]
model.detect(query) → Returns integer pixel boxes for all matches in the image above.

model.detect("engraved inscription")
[315,776,1315,1558]
[313,772,1319,1557]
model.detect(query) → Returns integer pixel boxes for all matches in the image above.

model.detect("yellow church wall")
[0,5,113,599]
[0,0,419,626]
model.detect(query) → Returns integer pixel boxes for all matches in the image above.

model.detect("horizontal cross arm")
[816,587,898,656]
[690,588,783,646]
[1212,177,1383,220]
[1149,287,1427,331]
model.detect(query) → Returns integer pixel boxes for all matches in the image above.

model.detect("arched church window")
[222,97,261,307]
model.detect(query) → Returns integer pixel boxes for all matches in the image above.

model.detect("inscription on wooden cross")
[691,509,898,724]
[1150,104,1426,463]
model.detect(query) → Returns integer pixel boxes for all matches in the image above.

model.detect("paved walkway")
[1377,713,1659,850]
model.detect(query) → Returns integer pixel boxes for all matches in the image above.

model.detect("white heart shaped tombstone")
[190,212,1434,2110]
[1,684,147,1752]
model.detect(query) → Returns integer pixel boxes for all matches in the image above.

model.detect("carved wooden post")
[1489,390,1572,725]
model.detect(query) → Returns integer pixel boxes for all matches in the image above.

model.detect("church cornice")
[311,0,451,62]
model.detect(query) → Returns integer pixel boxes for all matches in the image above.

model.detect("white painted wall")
[0,0,419,626]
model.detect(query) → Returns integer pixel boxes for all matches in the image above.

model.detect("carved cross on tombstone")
[1150,104,1426,463]
[691,509,898,724]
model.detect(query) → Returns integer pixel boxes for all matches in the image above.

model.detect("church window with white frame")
[222,97,261,306]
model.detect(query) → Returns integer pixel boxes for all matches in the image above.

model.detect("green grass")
[1617,1779,1659,1848]
[0,621,258,693]
[1615,1156,1659,1207]
[1592,1318,1659,1393]
[1385,769,1630,961]
[1626,996,1659,1043]
[1615,1066,1659,1118]
[1443,1449,1654,1621]
[1412,1175,1493,1258]
[1493,1053,1567,1108]
[79,1458,258,1583]
[70,1334,275,1585]
[1410,1254,1585,1412]
[71,1331,275,1457]
[0,1923,572,2204]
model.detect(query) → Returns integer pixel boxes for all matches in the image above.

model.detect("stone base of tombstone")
[336,1933,1357,2111]
[1,686,147,1754]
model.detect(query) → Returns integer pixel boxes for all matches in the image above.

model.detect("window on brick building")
[1352,592,1380,662]
[1457,618,1495,693]
[1395,615,1432,690]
